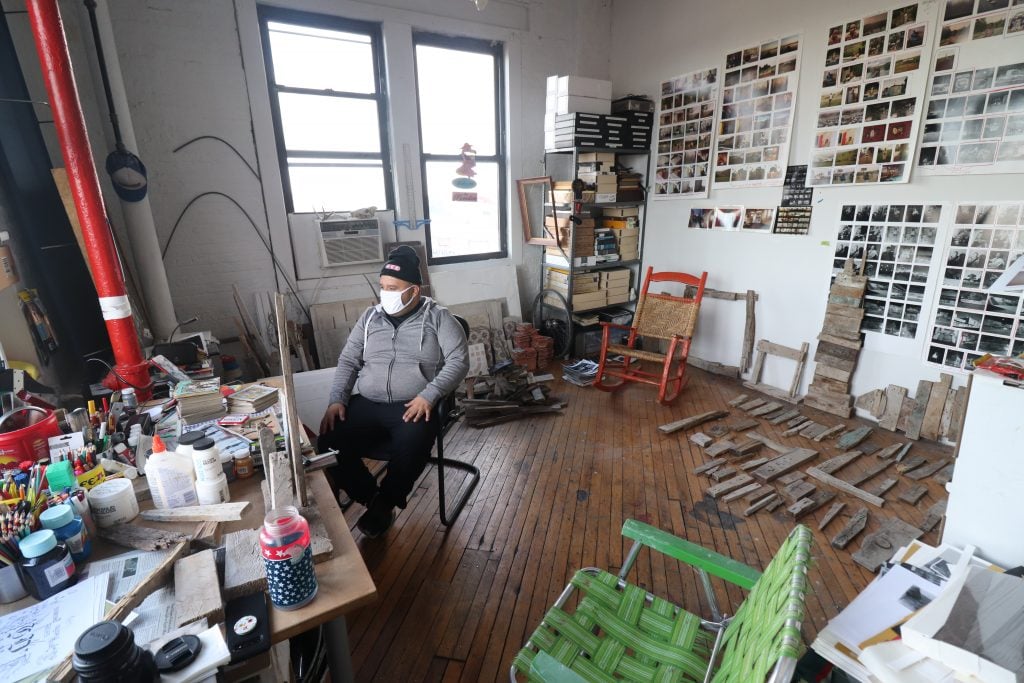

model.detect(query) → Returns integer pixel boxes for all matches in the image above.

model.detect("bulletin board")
[916,0,1024,174]
[806,1,940,186]
[710,34,802,189]
[926,201,1024,371]
[654,67,719,198]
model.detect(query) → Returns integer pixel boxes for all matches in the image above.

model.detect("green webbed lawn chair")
[512,520,813,683]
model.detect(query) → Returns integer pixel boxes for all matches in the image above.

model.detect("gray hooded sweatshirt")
[328,297,469,408]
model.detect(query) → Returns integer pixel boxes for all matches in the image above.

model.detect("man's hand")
[403,396,432,423]
[320,402,346,435]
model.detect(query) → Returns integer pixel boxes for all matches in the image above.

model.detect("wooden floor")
[339,367,953,682]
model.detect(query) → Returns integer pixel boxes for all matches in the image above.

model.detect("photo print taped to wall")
[926,202,1024,371]
[712,34,802,189]
[808,2,939,186]
[833,202,945,341]
[654,67,719,198]
[917,2,1024,175]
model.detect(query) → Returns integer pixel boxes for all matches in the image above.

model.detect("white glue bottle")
[145,435,198,509]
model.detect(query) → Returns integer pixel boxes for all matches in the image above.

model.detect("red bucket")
[0,408,61,465]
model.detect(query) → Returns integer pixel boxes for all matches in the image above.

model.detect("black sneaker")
[356,495,395,538]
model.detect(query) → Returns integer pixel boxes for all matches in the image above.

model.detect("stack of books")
[617,169,645,202]
[226,384,279,414]
[549,112,654,150]
[562,359,600,386]
[545,75,612,150]
[594,228,618,257]
[173,378,226,425]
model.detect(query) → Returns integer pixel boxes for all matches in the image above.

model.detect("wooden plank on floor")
[921,373,952,441]
[905,380,933,441]
[879,385,907,431]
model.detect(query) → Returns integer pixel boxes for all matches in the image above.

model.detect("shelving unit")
[537,147,651,357]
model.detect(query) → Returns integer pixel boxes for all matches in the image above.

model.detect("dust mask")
[380,286,414,315]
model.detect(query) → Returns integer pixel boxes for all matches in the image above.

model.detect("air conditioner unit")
[316,217,384,267]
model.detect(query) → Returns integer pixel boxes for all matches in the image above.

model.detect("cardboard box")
[578,152,616,165]
[572,290,608,310]
[602,207,639,218]
[603,218,637,230]
[553,95,610,115]
[556,75,613,100]
[0,245,18,291]
[544,215,571,229]
[594,193,617,203]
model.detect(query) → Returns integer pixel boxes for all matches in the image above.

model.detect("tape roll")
[97,295,132,321]
[88,478,140,528]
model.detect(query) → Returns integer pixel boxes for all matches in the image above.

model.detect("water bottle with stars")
[260,506,318,610]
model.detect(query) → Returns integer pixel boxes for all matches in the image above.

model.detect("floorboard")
[336,367,954,681]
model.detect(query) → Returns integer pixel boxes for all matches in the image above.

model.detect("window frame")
[258,7,395,214]
[412,32,508,265]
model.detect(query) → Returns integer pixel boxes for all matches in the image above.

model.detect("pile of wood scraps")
[742,339,809,404]
[686,287,758,378]
[672,391,953,566]
[855,373,967,442]
[462,362,565,427]
[804,261,867,417]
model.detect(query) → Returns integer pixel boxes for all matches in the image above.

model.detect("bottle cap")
[40,505,74,529]
[192,437,215,451]
[152,435,166,453]
[233,452,250,460]
[177,431,205,447]
[20,529,57,558]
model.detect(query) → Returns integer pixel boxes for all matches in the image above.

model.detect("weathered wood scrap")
[693,458,727,475]
[816,451,863,475]
[747,432,790,453]
[709,466,737,482]
[764,495,785,512]
[777,470,807,486]
[659,410,730,434]
[806,467,886,508]
[707,424,730,438]
[749,401,784,417]
[855,389,884,415]
[905,459,950,481]
[704,440,737,457]
[744,493,779,516]
[865,477,898,498]
[781,480,817,502]
[788,491,835,520]
[782,420,811,437]
[739,398,767,411]
[879,385,908,431]
[707,474,755,499]
[818,502,846,531]
[751,448,818,483]
[740,457,769,471]
[921,373,952,441]
[689,432,713,448]
[947,386,969,444]
[853,518,923,572]
[726,418,760,433]
[744,485,774,501]
[727,393,750,407]
[729,440,761,457]
[874,443,903,459]
[831,508,869,549]
[859,442,880,456]
[801,423,831,439]
[904,380,933,441]
[173,549,223,627]
[894,443,913,463]
[899,484,928,505]
[814,424,846,442]
[896,455,926,473]
[921,500,947,533]
[933,463,955,486]
[721,482,764,503]
[837,426,873,451]
[847,459,894,486]
[769,409,801,425]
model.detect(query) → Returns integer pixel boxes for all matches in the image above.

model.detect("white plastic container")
[190,437,223,482]
[195,473,231,505]
[145,436,198,509]
[175,430,205,459]
[87,478,140,527]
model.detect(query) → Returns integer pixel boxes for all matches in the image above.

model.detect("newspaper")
[127,585,180,645]
[80,549,172,602]
[0,572,110,683]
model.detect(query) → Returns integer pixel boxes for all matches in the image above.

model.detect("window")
[259,8,393,213]
[414,33,506,264]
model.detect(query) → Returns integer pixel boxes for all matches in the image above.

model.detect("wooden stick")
[806,467,885,508]
[141,502,250,523]
[275,293,308,507]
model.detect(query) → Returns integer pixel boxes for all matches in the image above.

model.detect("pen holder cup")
[0,563,27,603]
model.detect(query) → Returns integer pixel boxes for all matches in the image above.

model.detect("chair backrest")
[633,267,708,340]
[711,525,813,683]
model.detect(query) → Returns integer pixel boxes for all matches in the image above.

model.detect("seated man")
[319,246,469,537]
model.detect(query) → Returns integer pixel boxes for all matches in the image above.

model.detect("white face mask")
[380,286,415,315]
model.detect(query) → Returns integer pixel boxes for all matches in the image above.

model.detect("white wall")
[63,0,613,341]
[610,0,1020,398]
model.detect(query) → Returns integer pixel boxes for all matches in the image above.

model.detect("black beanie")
[380,245,422,285]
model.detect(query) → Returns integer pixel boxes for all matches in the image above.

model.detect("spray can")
[259,506,317,610]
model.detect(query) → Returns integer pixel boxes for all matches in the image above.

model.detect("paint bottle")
[260,507,318,610]
[144,435,198,509]
[40,504,91,564]
[175,430,205,460]
[189,437,223,482]
[233,452,254,479]
[17,529,76,600]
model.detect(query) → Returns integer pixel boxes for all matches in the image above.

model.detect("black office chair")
[337,314,480,528]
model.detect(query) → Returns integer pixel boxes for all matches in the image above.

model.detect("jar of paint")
[17,529,76,600]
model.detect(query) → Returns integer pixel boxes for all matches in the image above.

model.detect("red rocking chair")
[593,267,707,404]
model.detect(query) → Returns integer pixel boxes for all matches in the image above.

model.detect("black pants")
[318,394,438,509]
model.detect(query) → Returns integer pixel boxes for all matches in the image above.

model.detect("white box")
[595,192,618,203]
[556,76,613,100]
[546,75,559,96]
[555,95,610,115]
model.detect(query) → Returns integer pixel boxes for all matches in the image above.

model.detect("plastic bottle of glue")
[144,435,198,509]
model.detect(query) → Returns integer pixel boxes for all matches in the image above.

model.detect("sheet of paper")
[0,572,110,682]
[828,564,941,648]
[129,585,180,645]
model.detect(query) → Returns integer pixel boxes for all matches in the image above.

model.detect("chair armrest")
[622,519,761,590]
[529,652,589,683]
[598,322,632,331]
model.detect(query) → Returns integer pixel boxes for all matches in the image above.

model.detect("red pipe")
[25,0,151,399]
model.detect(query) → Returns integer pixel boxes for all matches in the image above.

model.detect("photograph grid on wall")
[711,34,802,189]
[939,0,1024,46]
[654,68,719,198]
[833,203,944,339]
[927,202,1024,370]
[808,2,938,186]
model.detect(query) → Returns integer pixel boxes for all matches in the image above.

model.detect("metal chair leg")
[430,427,480,528]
